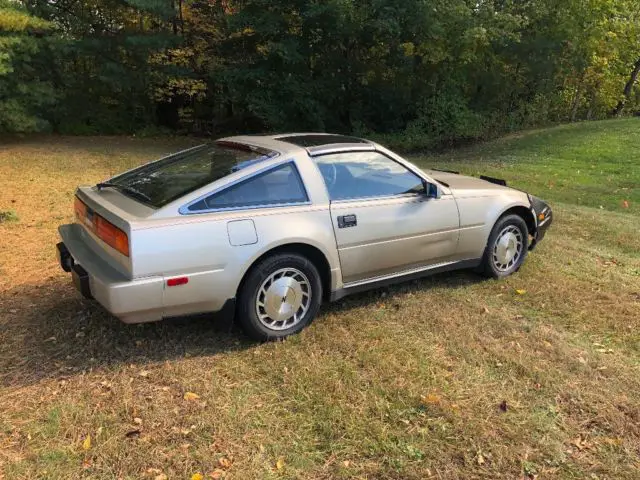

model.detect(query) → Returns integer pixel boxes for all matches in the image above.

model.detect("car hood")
[423,169,511,193]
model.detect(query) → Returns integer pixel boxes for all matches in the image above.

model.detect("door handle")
[337,214,357,229]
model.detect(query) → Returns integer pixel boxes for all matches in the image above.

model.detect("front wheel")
[480,214,529,278]
[237,253,323,340]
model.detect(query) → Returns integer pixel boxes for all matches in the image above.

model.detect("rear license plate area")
[72,264,93,299]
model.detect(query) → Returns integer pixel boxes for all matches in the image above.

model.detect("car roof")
[274,133,370,147]
[217,133,375,157]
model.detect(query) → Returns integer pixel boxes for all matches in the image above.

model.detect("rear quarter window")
[186,162,308,212]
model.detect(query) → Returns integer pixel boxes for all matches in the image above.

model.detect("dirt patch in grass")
[1,131,639,479]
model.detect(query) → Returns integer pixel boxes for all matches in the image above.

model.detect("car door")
[314,150,460,285]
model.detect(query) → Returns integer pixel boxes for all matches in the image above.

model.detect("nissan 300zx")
[57,133,552,340]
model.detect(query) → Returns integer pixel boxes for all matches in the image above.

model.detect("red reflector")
[167,277,189,287]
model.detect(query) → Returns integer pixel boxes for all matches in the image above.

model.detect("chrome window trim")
[329,192,425,205]
[178,159,311,215]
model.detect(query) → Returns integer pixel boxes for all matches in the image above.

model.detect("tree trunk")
[612,57,640,117]
[570,85,582,122]
[171,0,178,35]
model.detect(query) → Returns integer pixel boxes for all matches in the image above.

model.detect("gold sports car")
[57,133,552,340]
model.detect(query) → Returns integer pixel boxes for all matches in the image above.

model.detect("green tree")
[0,0,53,132]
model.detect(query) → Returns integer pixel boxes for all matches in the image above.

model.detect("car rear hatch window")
[102,142,278,208]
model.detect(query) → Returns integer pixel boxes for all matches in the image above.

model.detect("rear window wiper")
[96,182,152,203]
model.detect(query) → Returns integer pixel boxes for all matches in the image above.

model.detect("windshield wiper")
[96,182,152,203]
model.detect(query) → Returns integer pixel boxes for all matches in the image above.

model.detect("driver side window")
[315,151,424,201]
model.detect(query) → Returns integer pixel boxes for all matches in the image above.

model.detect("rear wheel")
[480,214,529,278]
[237,253,323,340]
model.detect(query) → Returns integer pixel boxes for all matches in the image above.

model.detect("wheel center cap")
[497,232,519,264]
[281,287,294,305]
[264,278,302,322]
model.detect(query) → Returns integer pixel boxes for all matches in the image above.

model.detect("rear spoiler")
[480,175,507,186]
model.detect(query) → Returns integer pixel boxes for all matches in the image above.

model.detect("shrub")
[0,210,19,223]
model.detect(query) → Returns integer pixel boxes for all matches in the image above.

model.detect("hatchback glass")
[104,142,278,208]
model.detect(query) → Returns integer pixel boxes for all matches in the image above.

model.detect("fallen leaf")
[573,436,591,450]
[139,370,150,377]
[218,457,232,469]
[209,470,225,479]
[146,468,162,475]
[184,392,200,401]
[82,435,91,450]
[276,457,285,470]
[191,473,204,480]
[420,393,441,406]
[133,417,143,425]
[622,200,629,209]
[499,400,508,412]
[476,451,485,465]
[125,429,141,438]
[482,306,490,314]
[515,289,526,295]
[601,437,623,446]
[343,460,351,467]
[154,475,168,480]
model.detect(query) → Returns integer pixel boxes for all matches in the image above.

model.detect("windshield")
[104,142,278,208]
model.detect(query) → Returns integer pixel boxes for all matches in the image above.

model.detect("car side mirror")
[423,181,441,199]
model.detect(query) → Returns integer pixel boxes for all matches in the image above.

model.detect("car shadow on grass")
[1,270,484,389]
[0,280,247,389]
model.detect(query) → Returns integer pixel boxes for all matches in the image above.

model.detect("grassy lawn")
[1,119,639,479]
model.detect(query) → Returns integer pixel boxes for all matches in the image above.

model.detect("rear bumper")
[57,224,165,323]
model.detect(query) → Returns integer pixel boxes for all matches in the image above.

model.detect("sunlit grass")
[412,118,640,214]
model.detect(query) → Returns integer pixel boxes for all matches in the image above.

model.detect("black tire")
[479,214,529,278]
[236,253,323,341]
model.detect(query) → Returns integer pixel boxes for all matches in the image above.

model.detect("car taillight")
[74,196,129,257]
[95,215,130,257]
[74,197,87,220]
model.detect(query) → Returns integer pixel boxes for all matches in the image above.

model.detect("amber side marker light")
[538,213,546,221]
